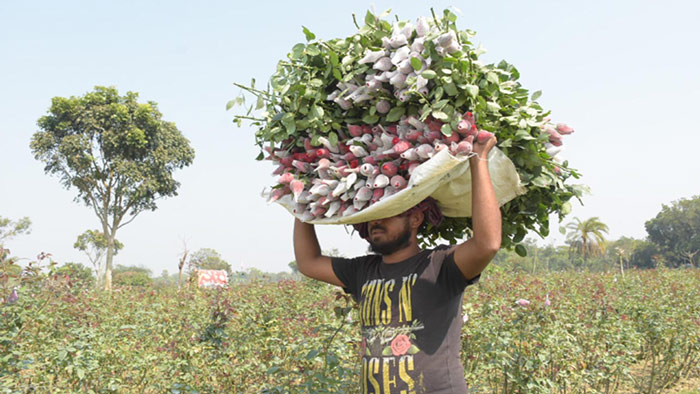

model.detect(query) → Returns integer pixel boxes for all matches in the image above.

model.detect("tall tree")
[31,86,195,290]
[73,229,123,288]
[565,217,609,262]
[645,195,700,267]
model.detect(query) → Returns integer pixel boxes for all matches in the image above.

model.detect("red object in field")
[197,270,228,288]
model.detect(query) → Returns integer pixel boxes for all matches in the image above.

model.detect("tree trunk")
[104,233,115,291]
[178,249,188,289]
[619,255,625,278]
[96,259,105,289]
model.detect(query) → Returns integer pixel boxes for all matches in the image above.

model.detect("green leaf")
[465,84,479,98]
[291,43,305,59]
[444,83,458,96]
[431,110,448,120]
[306,44,320,56]
[332,68,342,81]
[486,102,501,113]
[310,105,324,119]
[432,99,449,110]
[410,57,423,71]
[385,106,405,122]
[282,113,296,135]
[531,90,542,101]
[302,26,316,41]
[515,244,527,257]
[531,176,551,188]
[382,346,393,356]
[306,349,319,360]
[255,96,264,110]
[441,124,453,136]
[225,100,235,111]
[328,131,338,147]
[362,113,379,124]
[421,70,437,79]
[364,10,375,26]
[514,129,534,140]
[267,366,280,375]
[486,72,499,84]
[407,345,420,355]
[329,50,339,66]
[561,201,572,215]
[255,151,264,161]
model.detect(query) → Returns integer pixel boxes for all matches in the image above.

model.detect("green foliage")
[229,9,584,252]
[1,269,698,392]
[0,216,31,244]
[113,271,152,287]
[74,230,123,256]
[188,248,232,275]
[645,195,700,267]
[112,264,152,286]
[55,262,95,288]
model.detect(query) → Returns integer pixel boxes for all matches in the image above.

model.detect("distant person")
[293,135,501,393]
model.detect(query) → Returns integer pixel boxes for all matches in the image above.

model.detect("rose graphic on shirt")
[391,334,412,356]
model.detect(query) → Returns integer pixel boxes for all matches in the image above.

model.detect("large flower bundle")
[230,9,585,253]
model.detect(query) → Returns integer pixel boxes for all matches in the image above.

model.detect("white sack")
[276,147,527,224]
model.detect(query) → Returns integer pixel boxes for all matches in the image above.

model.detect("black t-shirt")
[331,245,480,394]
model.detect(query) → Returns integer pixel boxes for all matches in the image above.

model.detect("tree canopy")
[188,248,231,275]
[0,216,31,245]
[565,217,609,261]
[645,195,700,267]
[30,86,195,290]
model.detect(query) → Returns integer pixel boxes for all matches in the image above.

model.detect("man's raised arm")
[453,136,502,280]
[293,219,345,287]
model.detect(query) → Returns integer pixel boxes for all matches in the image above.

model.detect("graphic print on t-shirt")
[359,272,425,394]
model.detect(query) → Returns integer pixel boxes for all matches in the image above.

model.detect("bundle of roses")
[230,9,585,254]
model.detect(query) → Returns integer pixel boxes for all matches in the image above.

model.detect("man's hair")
[352,197,443,240]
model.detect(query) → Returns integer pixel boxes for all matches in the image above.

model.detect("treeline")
[495,194,699,273]
[492,236,672,274]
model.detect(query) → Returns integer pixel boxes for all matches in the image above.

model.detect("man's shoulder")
[426,244,457,261]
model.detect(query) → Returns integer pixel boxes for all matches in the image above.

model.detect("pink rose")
[515,299,531,307]
[391,334,412,356]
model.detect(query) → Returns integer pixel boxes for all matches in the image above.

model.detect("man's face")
[367,215,413,255]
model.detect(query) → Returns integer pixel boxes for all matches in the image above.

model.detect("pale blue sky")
[1,1,698,275]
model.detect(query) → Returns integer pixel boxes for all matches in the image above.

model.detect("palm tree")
[565,217,609,261]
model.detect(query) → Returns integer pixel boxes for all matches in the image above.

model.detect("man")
[293,135,501,393]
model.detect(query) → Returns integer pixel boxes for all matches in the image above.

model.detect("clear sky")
[1,0,698,275]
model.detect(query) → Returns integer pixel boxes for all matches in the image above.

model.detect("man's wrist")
[469,153,490,164]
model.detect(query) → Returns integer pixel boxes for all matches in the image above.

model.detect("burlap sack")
[276,147,526,224]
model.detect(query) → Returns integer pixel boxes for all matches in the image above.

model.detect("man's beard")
[368,221,412,255]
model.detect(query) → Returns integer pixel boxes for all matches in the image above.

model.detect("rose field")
[1,266,699,394]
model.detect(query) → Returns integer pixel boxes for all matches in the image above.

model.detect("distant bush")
[113,271,152,287]
[55,262,95,287]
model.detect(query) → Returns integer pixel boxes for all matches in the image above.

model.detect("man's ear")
[410,211,425,231]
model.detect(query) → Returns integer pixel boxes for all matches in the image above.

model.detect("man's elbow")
[475,234,501,255]
[296,257,320,277]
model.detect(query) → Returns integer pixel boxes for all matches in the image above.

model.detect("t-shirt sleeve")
[439,250,481,297]
[331,256,363,298]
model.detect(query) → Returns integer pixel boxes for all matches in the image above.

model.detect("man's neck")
[381,243,422,264]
